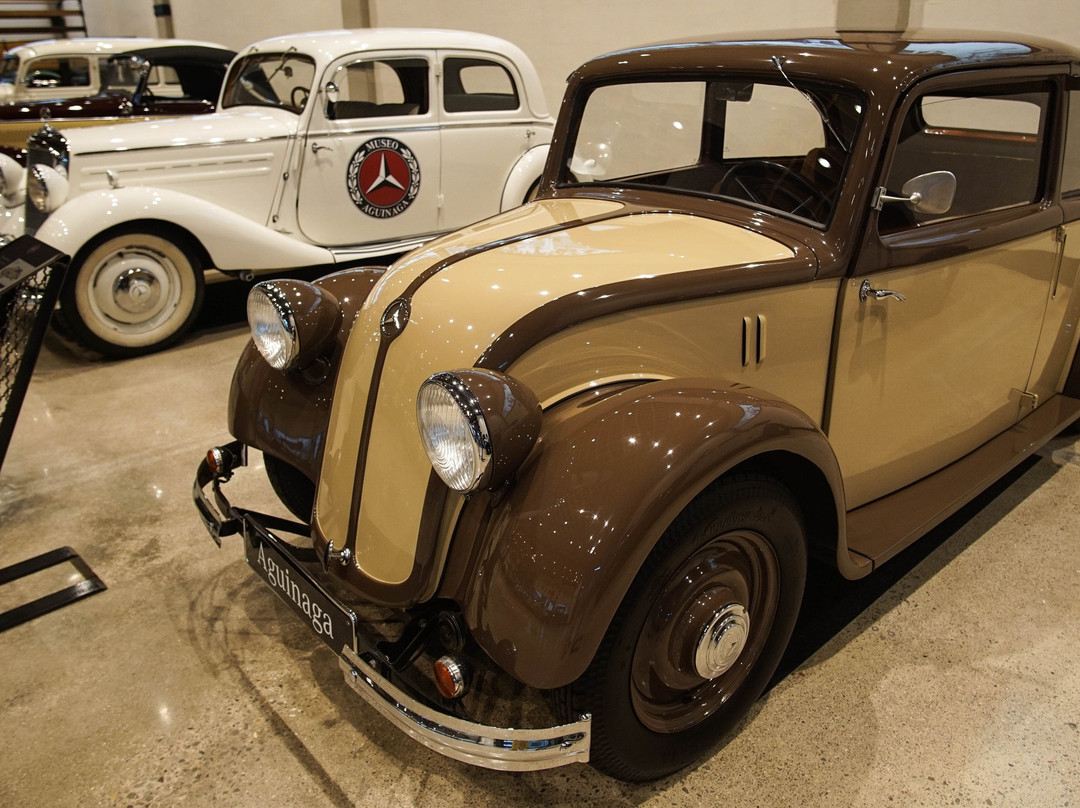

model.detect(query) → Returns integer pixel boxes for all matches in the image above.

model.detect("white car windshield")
[565,77,864,226]
[221,50,315,113]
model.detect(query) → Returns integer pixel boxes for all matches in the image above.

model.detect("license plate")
[244,521,357,655]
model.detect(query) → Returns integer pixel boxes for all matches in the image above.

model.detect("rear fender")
[449,378,845,690]
[499,144,549,209]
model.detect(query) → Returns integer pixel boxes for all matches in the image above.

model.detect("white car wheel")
[62,232,204,357]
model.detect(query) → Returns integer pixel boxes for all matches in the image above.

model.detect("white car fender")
[35,186,335,271]
[500,144,550,211]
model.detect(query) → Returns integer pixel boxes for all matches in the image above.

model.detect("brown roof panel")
[572,30,1080,96]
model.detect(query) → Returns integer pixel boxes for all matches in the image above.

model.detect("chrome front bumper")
[193,441,591,772]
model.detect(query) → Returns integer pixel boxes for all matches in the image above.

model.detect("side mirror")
[874,170,956,215]
[324,81,339,104]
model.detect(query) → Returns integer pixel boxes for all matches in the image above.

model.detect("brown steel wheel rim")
[630,529,780,734]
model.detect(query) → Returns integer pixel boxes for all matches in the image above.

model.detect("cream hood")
[315,197,805,590]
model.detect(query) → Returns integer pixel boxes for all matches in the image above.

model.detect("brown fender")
[448,378,846,690]
[228,266,385,480]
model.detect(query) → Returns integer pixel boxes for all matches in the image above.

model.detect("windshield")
[564,77,864,226]
[0,55,19,84]
[221,51,315,113]
[100,56,145,95]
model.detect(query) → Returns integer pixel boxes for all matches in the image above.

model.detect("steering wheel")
[714,159,832,220]
[291,86,310,111]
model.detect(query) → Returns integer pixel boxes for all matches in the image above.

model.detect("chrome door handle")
[859,279,907,302]
[311,142,332,154]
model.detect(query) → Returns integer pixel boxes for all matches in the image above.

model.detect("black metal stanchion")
[0,235,107,632]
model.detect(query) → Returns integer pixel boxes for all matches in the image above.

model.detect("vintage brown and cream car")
[195,30,1080,780]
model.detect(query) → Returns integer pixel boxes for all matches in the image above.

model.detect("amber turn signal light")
[433,656,469,700]
[206,446,233,477]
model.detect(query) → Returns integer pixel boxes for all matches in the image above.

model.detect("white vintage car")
[0,38,194,103]
[0,29,554,356]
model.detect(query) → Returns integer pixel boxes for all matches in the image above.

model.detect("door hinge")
[1019,390,1039,412]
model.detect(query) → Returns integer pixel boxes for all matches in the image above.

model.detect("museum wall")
[79,0,1080,112]
[81,0,345,50]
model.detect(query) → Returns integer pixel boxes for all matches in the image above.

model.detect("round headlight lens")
[417,374,491,493]
[247,282,297,370]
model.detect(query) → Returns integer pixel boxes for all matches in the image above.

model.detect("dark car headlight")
[247,279,342,371]
[417,369,542,494]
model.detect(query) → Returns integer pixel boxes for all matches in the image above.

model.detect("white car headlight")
[247,279,342,371]
[0,153,25,200]
[27,163,69,212]
[417,370,541,494]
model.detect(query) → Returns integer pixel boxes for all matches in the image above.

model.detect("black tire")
[557,473,807,781]
[264,453,316,522]
[59,230,204,358]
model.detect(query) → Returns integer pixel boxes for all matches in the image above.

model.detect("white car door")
[297,52,441,247]
[437,50,540,230]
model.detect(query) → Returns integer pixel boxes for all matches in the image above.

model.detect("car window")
[25,56,91,89]
[326,57,428,120]
[0,55,18,84]
[880,80,1051,231]
[146,65,184,97]
[101,58,142,94]
[443,57,519,112]
[1061,90,1080,197]
[566,78,862,226]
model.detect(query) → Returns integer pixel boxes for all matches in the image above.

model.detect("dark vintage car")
[0,43,235,151]
[196,30,1080,780]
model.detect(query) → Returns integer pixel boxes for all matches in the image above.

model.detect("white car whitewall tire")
[61,231,205,357]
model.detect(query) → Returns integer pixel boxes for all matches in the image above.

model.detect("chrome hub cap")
[694,603,749,679]
[86,246,182,333]
[113,268,162,316]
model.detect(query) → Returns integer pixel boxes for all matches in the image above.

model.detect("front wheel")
[557,473,807,781]
[59,231,204,358]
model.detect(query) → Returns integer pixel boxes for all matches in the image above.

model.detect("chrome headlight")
[417,370,541,494]
[0,153,25,200]
[247,279,342,371]
[27,163,68,212]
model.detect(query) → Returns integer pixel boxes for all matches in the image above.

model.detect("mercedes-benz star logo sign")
[346,137,421,218]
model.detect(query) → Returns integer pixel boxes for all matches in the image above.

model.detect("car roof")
[118,45,237,69]
[4,37,230,60]
[576,29,1080,97]
[239,28,550,118]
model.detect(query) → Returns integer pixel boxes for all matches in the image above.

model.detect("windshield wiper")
[266,46,297,83]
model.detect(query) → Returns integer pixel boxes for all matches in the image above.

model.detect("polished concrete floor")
[2,315,1079,807]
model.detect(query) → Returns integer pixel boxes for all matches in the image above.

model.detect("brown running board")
[843,393,1080,576]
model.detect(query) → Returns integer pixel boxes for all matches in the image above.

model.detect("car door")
[1026,74,1080,405]
[827,71,1063,509]
[437,51,538,230]
[297,51,441,247]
